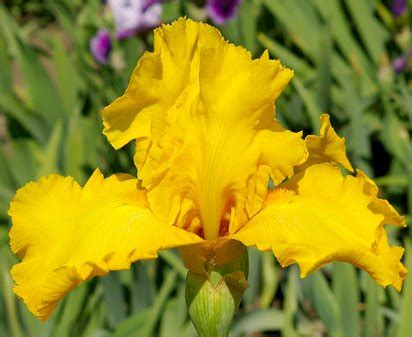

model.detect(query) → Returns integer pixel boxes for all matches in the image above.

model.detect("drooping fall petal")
[102,18,307,240]
[233,163,406,290]
[8,169,201,321]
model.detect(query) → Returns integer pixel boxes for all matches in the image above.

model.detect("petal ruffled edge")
[8,169,202,320]
[233,164,406,290]
[297,114,353,172]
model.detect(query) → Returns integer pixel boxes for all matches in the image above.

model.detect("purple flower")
[392,0,407,17]
[141,0,162,11]
[90,29,112,64]
[108,0,162,40]
[206,0,241,25]
[392,48,412,73]
[393,55,408,73]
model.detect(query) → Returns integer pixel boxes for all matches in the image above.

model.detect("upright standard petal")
[8,170,200,320]
[297,114,353,172]
[102,18,307,240]
[233,164,406,290]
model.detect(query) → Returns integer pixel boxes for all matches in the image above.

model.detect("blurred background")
[0,0,411,336]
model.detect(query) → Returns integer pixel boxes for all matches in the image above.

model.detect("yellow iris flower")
[8,18,406,321]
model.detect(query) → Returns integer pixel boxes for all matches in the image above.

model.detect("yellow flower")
[8,18,406,321]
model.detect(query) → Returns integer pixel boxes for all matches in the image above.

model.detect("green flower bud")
[181,240,249,337]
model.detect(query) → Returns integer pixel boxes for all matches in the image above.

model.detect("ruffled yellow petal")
[233,163,406,290]
[102,18,307,240]
[298,114,353,172]
[8,170,201,321]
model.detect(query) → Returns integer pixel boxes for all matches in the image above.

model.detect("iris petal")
[233,163,406,290]
[103,18,307,240]
[8,169,200,320]
[298,114,353,172]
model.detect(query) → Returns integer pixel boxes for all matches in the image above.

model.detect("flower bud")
[181,240,249,337]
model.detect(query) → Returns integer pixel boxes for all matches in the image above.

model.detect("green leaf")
[52,285,88,337]
[231,309,284,336]
[6,139,40,186]
[0,5,66,128]
[257,33,314,78]
[159,286,187,337]
[46,0,77,41]
[144,269,178,335]
[282,267,298,337]
[63,113,103,182]
[375,173,408,187]
[114,270,178,337]
[243,248,261,305]
[340,78,373,171]
[381,111,412,167]
[0,93,48,144]
[130,262,155,313]
[102,273,127,329]
[53,37,79,117]
[345,0,389,66]
[313,0,377,96]
[364,274,383,337]
[332,263,360,337]
[161,1,183,23]
[121,37,143,82]
[112,310,150,337]
[292,78,321,131]
[0,149,14,216]
[159,250,187,279]
[259,252,279,308]
[0,34,12,93]
[37,121,63,177]
[305,272,343,337]
[316,24,333,112]
[262,0,321,60]
[238,0,260,54]
[397,242,412,337]
[1,254,24,337]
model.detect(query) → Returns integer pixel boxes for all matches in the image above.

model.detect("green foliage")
[0,0,411,336]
